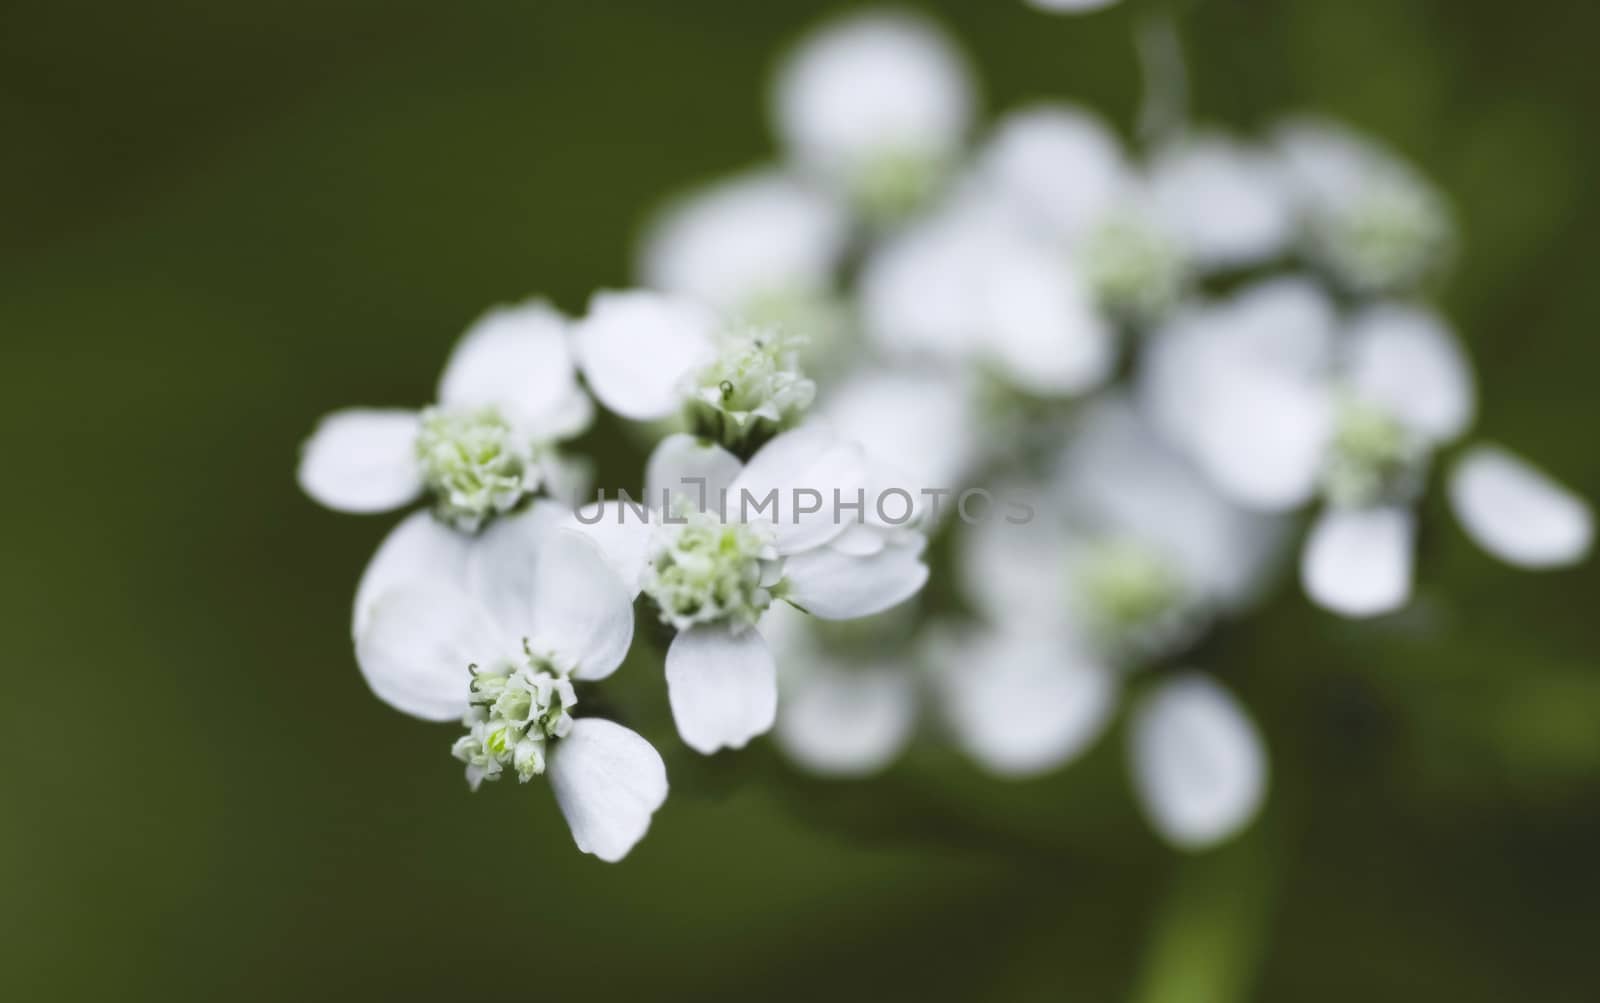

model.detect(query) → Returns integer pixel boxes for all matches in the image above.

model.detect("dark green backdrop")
[4,1,1596,999]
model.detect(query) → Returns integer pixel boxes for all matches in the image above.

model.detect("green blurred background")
[4,0,1597,998]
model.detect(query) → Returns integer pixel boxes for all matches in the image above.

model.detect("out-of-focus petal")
[980,104,1128,242]
[1449,445,1593,569]
[1345,304,1475,444]
[939,630,1117,777]
[1128,673,1267,850]
[638,170,848,312]
[776,663,917,777]
[772,10,974,178]
[1148,133,1295,269]
[1301,504,1414,617]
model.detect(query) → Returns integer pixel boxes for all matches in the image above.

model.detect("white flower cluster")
[297,5,1591,861]
[635,7,1592,852]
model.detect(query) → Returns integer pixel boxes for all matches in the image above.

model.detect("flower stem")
[1125,815,1282,1003]
[1135,7,1189,150]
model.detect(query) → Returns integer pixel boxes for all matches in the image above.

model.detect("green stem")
[1125,814,1282,1003]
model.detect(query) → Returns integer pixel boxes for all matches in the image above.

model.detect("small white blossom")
[298,301,593,531]
[356,524,665,862]
[1276,117,1455,294]
[573,290,817,454]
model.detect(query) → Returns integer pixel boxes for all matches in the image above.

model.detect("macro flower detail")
[298,300,593,531]
[574,290,817,455]
[355,524,665,862]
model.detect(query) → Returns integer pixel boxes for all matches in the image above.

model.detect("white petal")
[352,509,476,638]
[1345,305,1475,444]
[548,718,668,863]
[665,626,778,754]
[468,525,635,680]
[938,630,1116,778]
[437,300,592,440]
[772,10,973,177]
[1147,134,1295,269]
[573,290,717,421]
[978,237,1115,397]
[1058,397,1287,607]
[957,488,1069,626]
[355,585,503,722]
[1301,505,1414,617]
[821,367,978,493]
[1129,673,1267,850]
[638,169,848,312]
[776,664,917,777]
[644,433,744,516]
[566,501,654,599]
[859,201,993,361]
[298,408,422,514]
[980,103,1128,241]
[782,536,928,620]
[1449,445,1593,569]
[730,425,865,553]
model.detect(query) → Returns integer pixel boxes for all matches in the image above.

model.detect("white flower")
[573,290,816,453]
[355,523,666,862]
[981,107,1298,313]
[1146,283,1589,614]
[772,9,975,219]
[1140,277,1341,511]
[636,169,849,317]
[860,191,1116,396]
[1146,132,1296,270]
[590,425,929,754]
[298,301,593,532]
[1276,117,1454,294]
[962,398,1283,658]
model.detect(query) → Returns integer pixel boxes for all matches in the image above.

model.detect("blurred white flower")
[355,523,665,862]
[298,301,593,532]
[1276,117,1455,294]
[861,190,1116,396]
[765,603,920,777]
[636,169,849,320]
[773,9,976,220]
[978,106,1294,320]
[573,290,816,453]
[1140,280,1589,615]
[593,426,928,754]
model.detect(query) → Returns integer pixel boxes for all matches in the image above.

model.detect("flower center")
[416,406,536,532]
[1073,538,1191,654]
[850,147,946,224]
[643,511,779,634]
[1080,213,1188,323]
[1315,178,1451,294]
[685,325,816,454]
[1320,397,1425,507]
[450,645,577,788]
